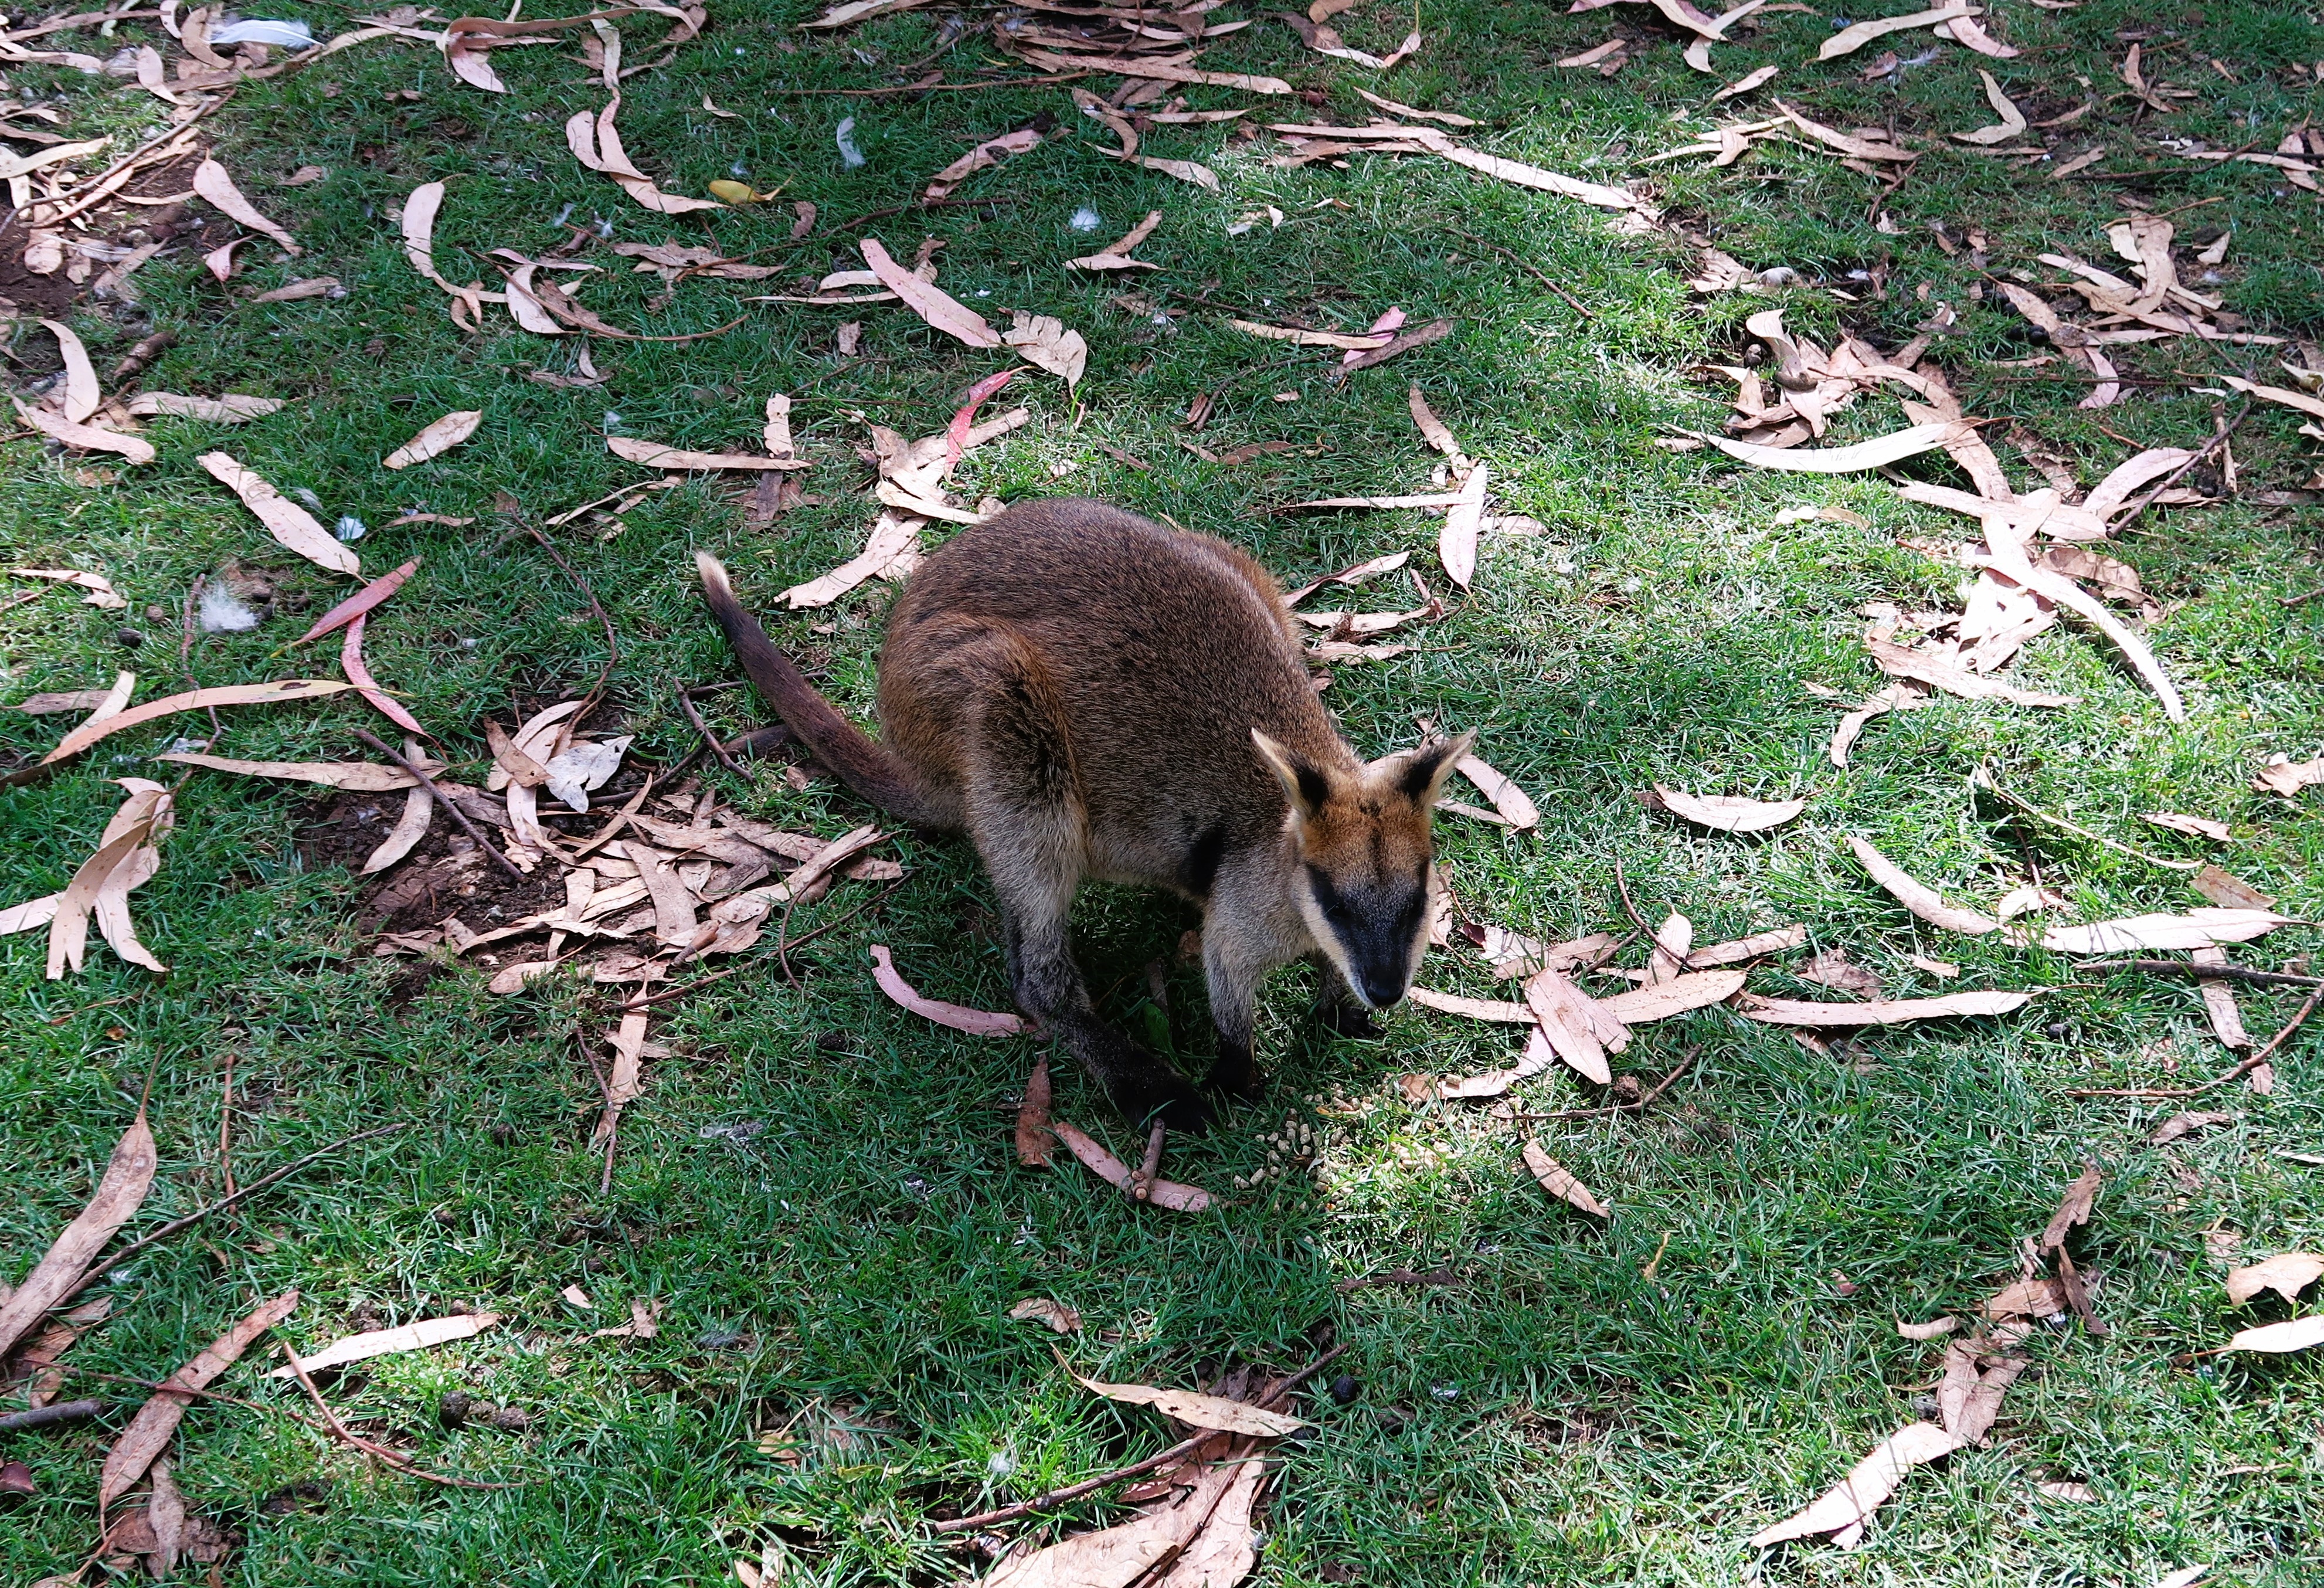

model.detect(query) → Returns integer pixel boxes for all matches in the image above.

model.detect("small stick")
[2068,991,2318,1098]
[1609,857,1657,940]
[935,1343,1348,1533]
[280,1345,525,1490]
[1129,1120,1166,1202]
[2076,958,2323,990]
[0,1399,104,1433]
[2110,401,2250,534]
[1518,1046,1701,1123]
[1442,225,1595,320]
[678,686,745,776]
[69,1122,409,1298]
[219,1047,236,1200]
[1972,767,2200,872]
[352,727,525,880]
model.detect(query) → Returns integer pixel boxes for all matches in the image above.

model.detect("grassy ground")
[5,0,2324,1582]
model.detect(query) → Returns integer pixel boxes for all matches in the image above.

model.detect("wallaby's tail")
[695,552,939,824]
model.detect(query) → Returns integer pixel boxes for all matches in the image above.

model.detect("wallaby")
[696,498,1472,1133]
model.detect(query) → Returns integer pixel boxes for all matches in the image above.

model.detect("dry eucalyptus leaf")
[543,735,631,812]
[1847,836,2000,935]
[1747,1421,1963,1547]
[2148,1110,2235,1145]
[270,1312,501,1377]
[1710,420,1969,474]
[1895,1316,1958,1341]
[2224,1252,2324,1306]
[1065,1366,1307,1435]
[100,1289,300,1508]
[869,945,1023,1035]
[125,392,286,422]
[2038,909,2289,955]
[1439,463,1487,590]
[607,436,806,472]
[2143,812,2231,842]
[13,401,157,466]
[1405,987,1533,1023]
[1521,1141,1609,1216]
[2226,1315,2324,1354]
[382,410,483,469]
[1596,969,1746,1023]
[0,1111,155,1360]
[1740,990,2033,1027]
[1016,1056,1056,1167]
[1650,785,1806,833]
[197,452,358,575]
[1455,751,1537,829]
[2189,864,2272,911]
[155,753,416,790]
[860,237,999,347]
[38,680,349,768]
[9,567,127,609]
[192,157,299,253]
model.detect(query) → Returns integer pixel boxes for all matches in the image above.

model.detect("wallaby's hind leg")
[963,630,1212,1134]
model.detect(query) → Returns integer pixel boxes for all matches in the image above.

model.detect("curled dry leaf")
[270,1312,502,1377]
[2040,1163,2102,1253]
[1522,1141,1609,1216]
[1739,990,2033,1027]
[382,410,483,470]
[1015,1055,1056,1167]
[869,945,1024,1035]
[1067,209,1162,272]
[1008,1297,1081,1334]
[1847,836,2000,935]
[39,680,349,769]
[1748,1421,1963,1548]
[38,318,99,422]
[2224,1253,2324,1306]
[0,1112,155,1360]
[925,126,1041,201]
[192,158,298,253]
[1953,70,2027,144]
[198,452,359,576]
[2149,1109,2236,1145]
[1864,636,2078,709]
[1051,1121,1212,1212]
[2144,812,2231,842]
[1650,785,1806,833]
[101,1289,301,1509]
[1003,312,1088,387]
[1896,1316,1958,1341]
[1687,924,1809,967]
[1065,1362,1306,1436]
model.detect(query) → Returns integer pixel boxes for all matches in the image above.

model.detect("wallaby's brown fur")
[697,499,1469,1131]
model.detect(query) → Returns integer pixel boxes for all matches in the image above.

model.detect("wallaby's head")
[1252,728,1476,1009]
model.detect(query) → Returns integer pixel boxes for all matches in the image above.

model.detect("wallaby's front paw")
[1314,999,1380,1040]
[1208,1040,1263,1102]
[1119,1073,1215,1136]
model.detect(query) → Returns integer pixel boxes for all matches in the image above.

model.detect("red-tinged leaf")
[341,614,426,736]
[100,1288,301,1509]
[298,558,420,644]
[0,1111,155,1360]
[869,945,1023,1035]
[39,680,351,766]
[946,368,1017,471]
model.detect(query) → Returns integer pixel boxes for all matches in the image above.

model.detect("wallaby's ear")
[1394,730,1476,806]
[1252,729,1332,820]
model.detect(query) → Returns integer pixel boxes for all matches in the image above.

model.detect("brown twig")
[2075,958,2324,990]
[0,1399,104,1432]
[1518,1046,1702,1123]
[1129,1120,1166,1202]
[1609,857,1656,941]
[67,1123,409,1299]
[280,1346,525,1490]
[218,1047,236,1200]
[2109,399,2250,534]
[933,1343,1348,1534]
[678,686,744,776]
[1442,225,1595,320]
[514,520,619,717]
[2068,992,2318,1098]
[351,727,524,880]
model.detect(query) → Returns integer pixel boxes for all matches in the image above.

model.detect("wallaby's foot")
[1208,1036,1264,1102]
[1314,995,1380,1041]
[1077,1022,1214,1135]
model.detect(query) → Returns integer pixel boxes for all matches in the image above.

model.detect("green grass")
[5,0,2324,1582]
